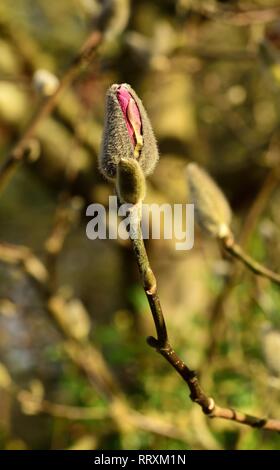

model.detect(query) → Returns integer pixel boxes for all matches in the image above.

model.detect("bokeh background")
[0,0,280,450]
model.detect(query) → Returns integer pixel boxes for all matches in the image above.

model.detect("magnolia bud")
[99,83,159,180]
[116,158,146,204]
[33,69,59,97]
[186,163,232,238]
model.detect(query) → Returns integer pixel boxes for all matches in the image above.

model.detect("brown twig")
[128,204,280,432]
[207,165,280,360]
[209,406,280,431]
[0,30,102,193]
[238,168,280,248]
[222,235,280,286]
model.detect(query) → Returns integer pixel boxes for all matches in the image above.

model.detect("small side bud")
[116,158,146,204]
[99,83,159,180]
[33,69,59,97]
[23,139,41,163]
[186,163,232,238]
[143,267,157,294]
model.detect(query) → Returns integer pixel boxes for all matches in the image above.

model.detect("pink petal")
[117,85,142,146]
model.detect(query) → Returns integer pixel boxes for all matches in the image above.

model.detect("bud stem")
[222,235,280,286]
[127,202,213,411]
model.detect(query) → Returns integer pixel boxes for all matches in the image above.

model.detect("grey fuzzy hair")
[186,163,232,237]
[99,83,159,180]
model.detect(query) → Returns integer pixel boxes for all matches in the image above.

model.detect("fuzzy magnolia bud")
[99,83,159,180]
[116,158,146,204]
[186,163,232,238]
[33,69,59,97]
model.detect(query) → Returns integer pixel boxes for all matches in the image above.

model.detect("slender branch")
[222,235,280,286]
[209,406,280,432]
[127,204,280,432]
[238,169,280,248]
[0,30,102,192]
[207,161,280,361]
[129,205,167,347]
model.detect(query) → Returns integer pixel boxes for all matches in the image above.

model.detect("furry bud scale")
[186,163,232,239]
[99,83,159,180]
[116,158,146,204]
